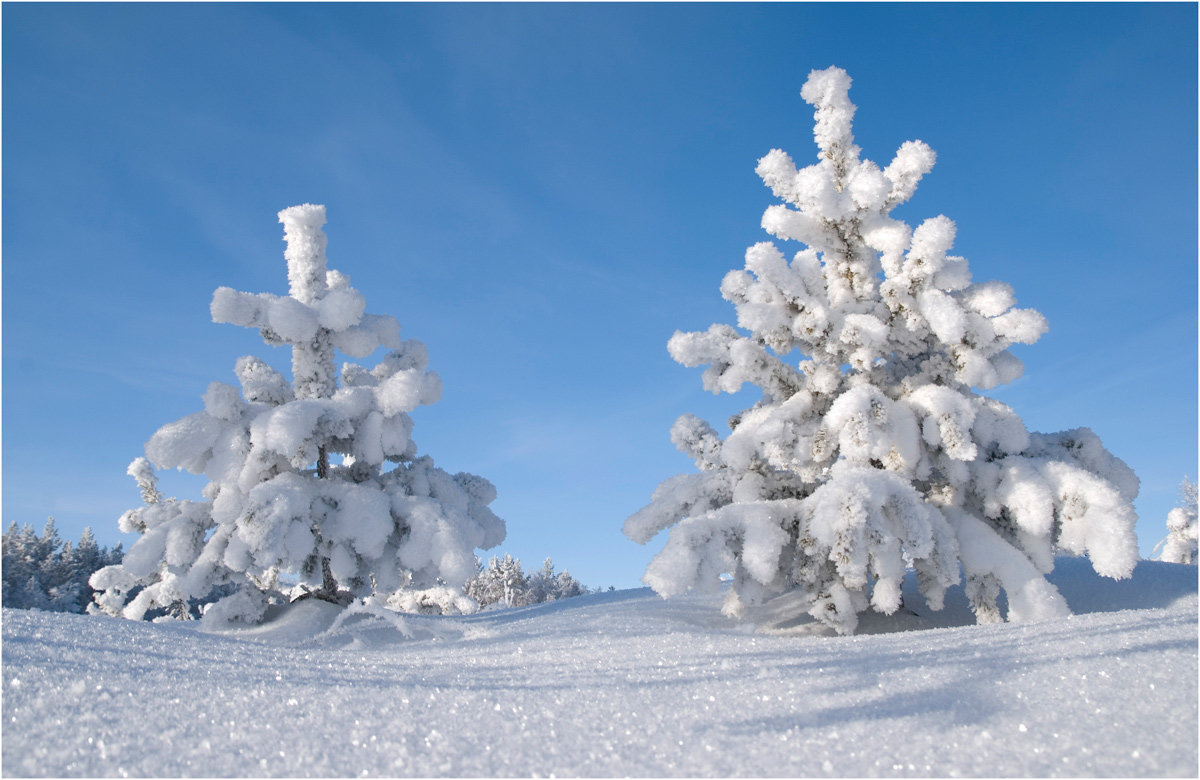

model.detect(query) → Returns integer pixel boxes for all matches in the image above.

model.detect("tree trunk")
[317,445,331,592]
[294,447,350,605]
[320,555,338,596]
[315,446,348,602]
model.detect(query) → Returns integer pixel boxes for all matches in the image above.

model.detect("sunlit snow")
[3,558,1195,777]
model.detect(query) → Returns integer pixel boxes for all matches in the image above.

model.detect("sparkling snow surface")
[4,559,1196,777]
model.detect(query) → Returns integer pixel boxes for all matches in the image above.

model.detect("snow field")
[3,559,1196,777]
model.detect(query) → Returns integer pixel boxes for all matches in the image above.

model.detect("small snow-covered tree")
[91,204,505,623]
[2,521,45,607]
[463,554,588,609]
[624,67,1140,634]
[1154,477,1197,564]
[526,557,586,602]
[465,553,530,608]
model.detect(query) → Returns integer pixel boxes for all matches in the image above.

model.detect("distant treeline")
[465,554,591,609]
[2,519,123,613]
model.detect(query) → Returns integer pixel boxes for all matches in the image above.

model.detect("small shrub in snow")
[91,205,505,623]
[625,67,1140,634]
[1154,478,1197,564]
[2,519,122,613]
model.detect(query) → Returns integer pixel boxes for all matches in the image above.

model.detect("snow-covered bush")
[2,519,122,613]
[625,67,1139,634]
[91,204,505,623]
[1154,478,1197,564]
[383,586,478,616]
[464,554,588,610]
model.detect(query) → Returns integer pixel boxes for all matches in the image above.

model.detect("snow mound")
[3,560,1196,777]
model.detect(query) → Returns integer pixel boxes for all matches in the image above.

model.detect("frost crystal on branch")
[624,67,1139,634]
[92,204,505,623]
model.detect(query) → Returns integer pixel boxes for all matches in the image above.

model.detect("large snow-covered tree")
[91,204,505,623]
[624,67,1140,634]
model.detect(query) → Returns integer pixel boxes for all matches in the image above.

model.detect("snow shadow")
[1050,557,1198,614]
[753,556,1198,636]
[722,678,991,737]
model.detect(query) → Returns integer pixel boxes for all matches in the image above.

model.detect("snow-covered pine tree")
[465,553,530,608]
[1154,477,1197,564]
[463,554,588,609]
[526,557,586,602]
[525,557,561,604]
[624,67,1140,635]
[90,204,505,623]
[2,521,44,608]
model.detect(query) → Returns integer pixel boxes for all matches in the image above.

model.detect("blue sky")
[4,3,1196,590]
